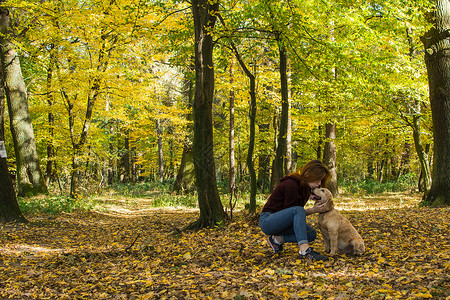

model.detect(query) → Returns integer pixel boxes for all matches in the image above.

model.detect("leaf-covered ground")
[1,193,449,299]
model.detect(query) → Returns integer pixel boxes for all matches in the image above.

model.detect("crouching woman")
[259,160,331,261]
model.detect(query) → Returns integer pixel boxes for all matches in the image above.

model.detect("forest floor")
[0,192,449,299]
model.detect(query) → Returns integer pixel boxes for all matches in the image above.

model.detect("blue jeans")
[259,206,316,246]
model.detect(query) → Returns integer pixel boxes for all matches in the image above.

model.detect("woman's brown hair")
[298,160,331,187]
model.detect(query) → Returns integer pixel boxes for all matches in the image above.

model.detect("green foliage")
[1,0,435,200]
[18,195,98,215]
[109,181,174,197]
[341,174,417,194]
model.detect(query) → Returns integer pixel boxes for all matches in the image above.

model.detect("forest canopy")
[0,0,435,198]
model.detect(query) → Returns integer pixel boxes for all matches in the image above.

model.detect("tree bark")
[173,144,195,193]
[45,49,56,186]
[173,72,195,194]
[272,42,289,188]
[229,46,257,214]
[228,59,236,217]
[323,123,339,196]
[0,9,47,197]
[411,114,432,194]
[188,0,226,229]
[156,118,164,183]
[0,85,26,223]
[420,0,450,206]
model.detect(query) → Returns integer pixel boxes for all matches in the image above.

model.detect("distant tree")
[228,59,237,217]
[217,12,258,214]
[173,73,196,194]
[188,0,226,229]
[323,123,338,195]
[421,0,450,206]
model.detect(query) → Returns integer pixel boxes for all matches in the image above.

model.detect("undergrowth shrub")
[19,195,97,215]
[109,180,173,197]
[341,174,417,194]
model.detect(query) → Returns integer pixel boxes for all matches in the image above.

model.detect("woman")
[259,160,331,261]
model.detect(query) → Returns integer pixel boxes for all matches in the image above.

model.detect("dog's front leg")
[328,228,339,256]
[322,232,331,253]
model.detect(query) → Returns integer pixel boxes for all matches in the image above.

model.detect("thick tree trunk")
[420,0,450,206]
[0,42,47,197]
[0,7,47,197]
[0,157,27,223]
[0,87,26,223]
[273,43,289,187]
[323,123,339,196]
[188,0,226,229]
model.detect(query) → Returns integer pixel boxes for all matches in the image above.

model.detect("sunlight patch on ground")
[92,206,199,217]
[0,244,66,255]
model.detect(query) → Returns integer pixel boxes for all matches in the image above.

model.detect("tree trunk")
[0,157,27,223]
[411,114,432,195]
[218,13,258,213]
[188,0,226,229]
[317,108,323,160]
[273,42,289,187]
[66,23,115,197]
[323,123,338,196]
[0,43,47,197]
[45,49,56,186]
[121,130,131,182]
[400,142,411,176]
[156,118,164,183]
[173,72,195,194]
[228,59,236,217]
[245,63,257,214]
[230,52,257,214]
[285,70,292,174]
[367,158,374,179]
[421,0,450,206]
[0,86,26,223]
[173,145,195,193]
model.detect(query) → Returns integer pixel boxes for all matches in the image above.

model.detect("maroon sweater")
[261,174,311,213]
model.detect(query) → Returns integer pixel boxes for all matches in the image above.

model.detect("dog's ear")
[323,190,334,210]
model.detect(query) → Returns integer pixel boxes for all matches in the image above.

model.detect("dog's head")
[311,187,334,211]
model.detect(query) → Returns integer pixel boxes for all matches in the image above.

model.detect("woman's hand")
[306,201,329,215]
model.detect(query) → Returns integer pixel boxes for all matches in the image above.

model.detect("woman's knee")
[289,206,306,216]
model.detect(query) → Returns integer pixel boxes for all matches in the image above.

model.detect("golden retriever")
[311,188,365,256]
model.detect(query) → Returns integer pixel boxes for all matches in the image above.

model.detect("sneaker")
[299,247,328,261]
[267,236,283,254]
